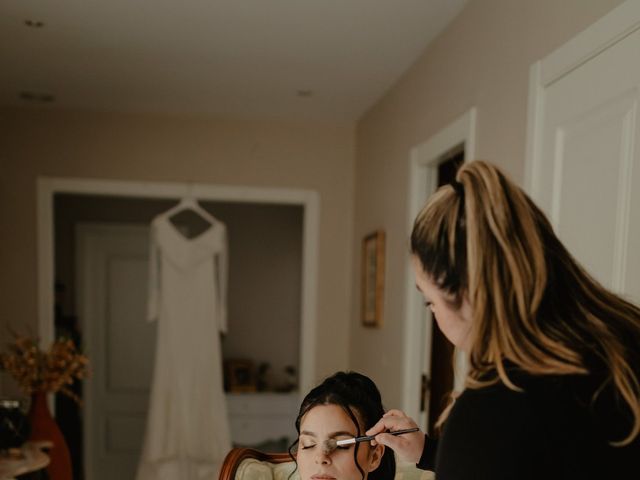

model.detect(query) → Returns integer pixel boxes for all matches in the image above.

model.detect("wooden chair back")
[219,448,293,480]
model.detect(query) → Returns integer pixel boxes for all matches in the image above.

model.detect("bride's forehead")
[303,404,348,419]
[301,404,362,428]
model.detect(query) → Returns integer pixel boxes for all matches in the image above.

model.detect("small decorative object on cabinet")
[224,359,257,392]
[0,399,30,450]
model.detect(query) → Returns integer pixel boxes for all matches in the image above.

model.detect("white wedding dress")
[136,212,231,480]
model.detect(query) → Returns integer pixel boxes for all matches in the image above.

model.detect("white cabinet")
[226,392,300,450]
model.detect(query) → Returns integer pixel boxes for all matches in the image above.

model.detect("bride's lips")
[311,474,336,480]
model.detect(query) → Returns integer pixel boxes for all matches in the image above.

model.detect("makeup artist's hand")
[366,409,425,463]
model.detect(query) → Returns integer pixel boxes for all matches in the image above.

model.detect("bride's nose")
[315,446,332,464]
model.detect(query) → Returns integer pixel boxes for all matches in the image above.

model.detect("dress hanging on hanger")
[136,196,231,480]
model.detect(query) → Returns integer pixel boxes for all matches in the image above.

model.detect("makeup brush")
[323,427,419,452]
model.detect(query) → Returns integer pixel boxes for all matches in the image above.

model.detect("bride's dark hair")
[289,371,396,480]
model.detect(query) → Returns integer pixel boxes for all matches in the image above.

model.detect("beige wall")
[0,108,355,393]
[350,0,624,408]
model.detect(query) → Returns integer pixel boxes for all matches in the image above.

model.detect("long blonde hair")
[411,160,640,445]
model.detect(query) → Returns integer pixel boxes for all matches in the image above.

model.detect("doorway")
[403,108,476,430]
[425,148,464,436]
[38,178,320,478]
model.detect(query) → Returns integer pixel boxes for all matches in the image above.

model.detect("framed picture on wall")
[361,230,385,327]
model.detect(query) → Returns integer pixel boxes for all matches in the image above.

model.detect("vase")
[27,391,73,480]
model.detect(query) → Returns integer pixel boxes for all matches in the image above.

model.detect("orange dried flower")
[0,336,90,404]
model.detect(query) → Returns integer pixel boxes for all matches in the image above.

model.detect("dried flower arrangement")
[0,336,89,404]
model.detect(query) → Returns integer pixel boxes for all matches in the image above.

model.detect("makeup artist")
[366,161,640,479]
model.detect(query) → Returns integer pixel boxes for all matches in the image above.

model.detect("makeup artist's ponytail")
[411,160,640,445]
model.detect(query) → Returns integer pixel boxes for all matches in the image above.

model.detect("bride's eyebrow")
[329,431,355,438]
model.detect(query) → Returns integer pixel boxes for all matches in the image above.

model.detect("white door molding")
[37,178,319,395]
[525,0,640,197]
[402,108,476,425]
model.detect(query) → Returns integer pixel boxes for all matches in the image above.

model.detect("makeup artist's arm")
[366,409,433,468]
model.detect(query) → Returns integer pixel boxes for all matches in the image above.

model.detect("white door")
[526,1,640,305]
[77,224,156,479]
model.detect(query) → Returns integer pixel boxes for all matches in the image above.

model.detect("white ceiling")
[0,1,468,122]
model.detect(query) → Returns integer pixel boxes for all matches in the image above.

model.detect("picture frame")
[361,230,385,327]
[224,359,257,393]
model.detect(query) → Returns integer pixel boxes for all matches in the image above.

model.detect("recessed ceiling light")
[24,20,45,28]
[297,89,313,98]
[19,91,55,103]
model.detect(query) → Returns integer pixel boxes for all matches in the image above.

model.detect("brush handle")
[335,427,419,446]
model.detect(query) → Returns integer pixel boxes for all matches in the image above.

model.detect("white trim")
[550,127,566,228]
[300,191,320,395]
[613,104,637,293]
[37,177,318,396]
[37,179,56,348]
[525,0,640,196]
[402,108,476,427]
[540,0,640,87]
[524,61,543,196]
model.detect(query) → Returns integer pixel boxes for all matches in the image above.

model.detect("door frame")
[402,108,476,426]
[37,178,319,395]
[525,0,640,200]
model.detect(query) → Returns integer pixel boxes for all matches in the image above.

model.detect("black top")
[416,367,639,479]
